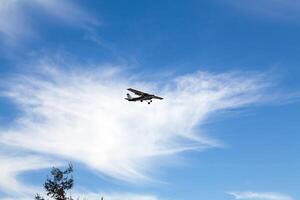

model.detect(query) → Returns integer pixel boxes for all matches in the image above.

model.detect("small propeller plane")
[125,88,163,104]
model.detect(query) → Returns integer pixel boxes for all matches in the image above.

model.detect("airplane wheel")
[148,102,150,104]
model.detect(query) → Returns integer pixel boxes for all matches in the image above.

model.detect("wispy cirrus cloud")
[228,191,294,200]
[0,61,273,188]
[0,152,58,198]
[0,0,98,42]
[226,0,300,22]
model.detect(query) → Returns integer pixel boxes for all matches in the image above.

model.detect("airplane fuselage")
[125,94,155,102]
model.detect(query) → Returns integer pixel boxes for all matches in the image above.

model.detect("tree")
[35,164,74,200]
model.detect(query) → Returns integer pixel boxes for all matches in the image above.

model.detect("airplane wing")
[127,88,149,96]
[152,95,164,100]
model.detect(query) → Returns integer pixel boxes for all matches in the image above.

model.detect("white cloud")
[0,0,98,41]
[0,64,272,186]
[0,0,32,40]
[228,191,294,200]
[0,191,158,200]
[75,192,159,200]
[0,152,58,197]
[29,0,99,28]
[0,197,33,200]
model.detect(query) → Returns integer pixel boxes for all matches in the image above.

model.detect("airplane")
[125,88,163,104]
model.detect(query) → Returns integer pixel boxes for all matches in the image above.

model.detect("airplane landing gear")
[148,102,151,104]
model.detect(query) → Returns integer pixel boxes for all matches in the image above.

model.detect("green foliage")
[35,164,74,200]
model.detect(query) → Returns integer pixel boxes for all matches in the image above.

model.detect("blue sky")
[0,1,299,200]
